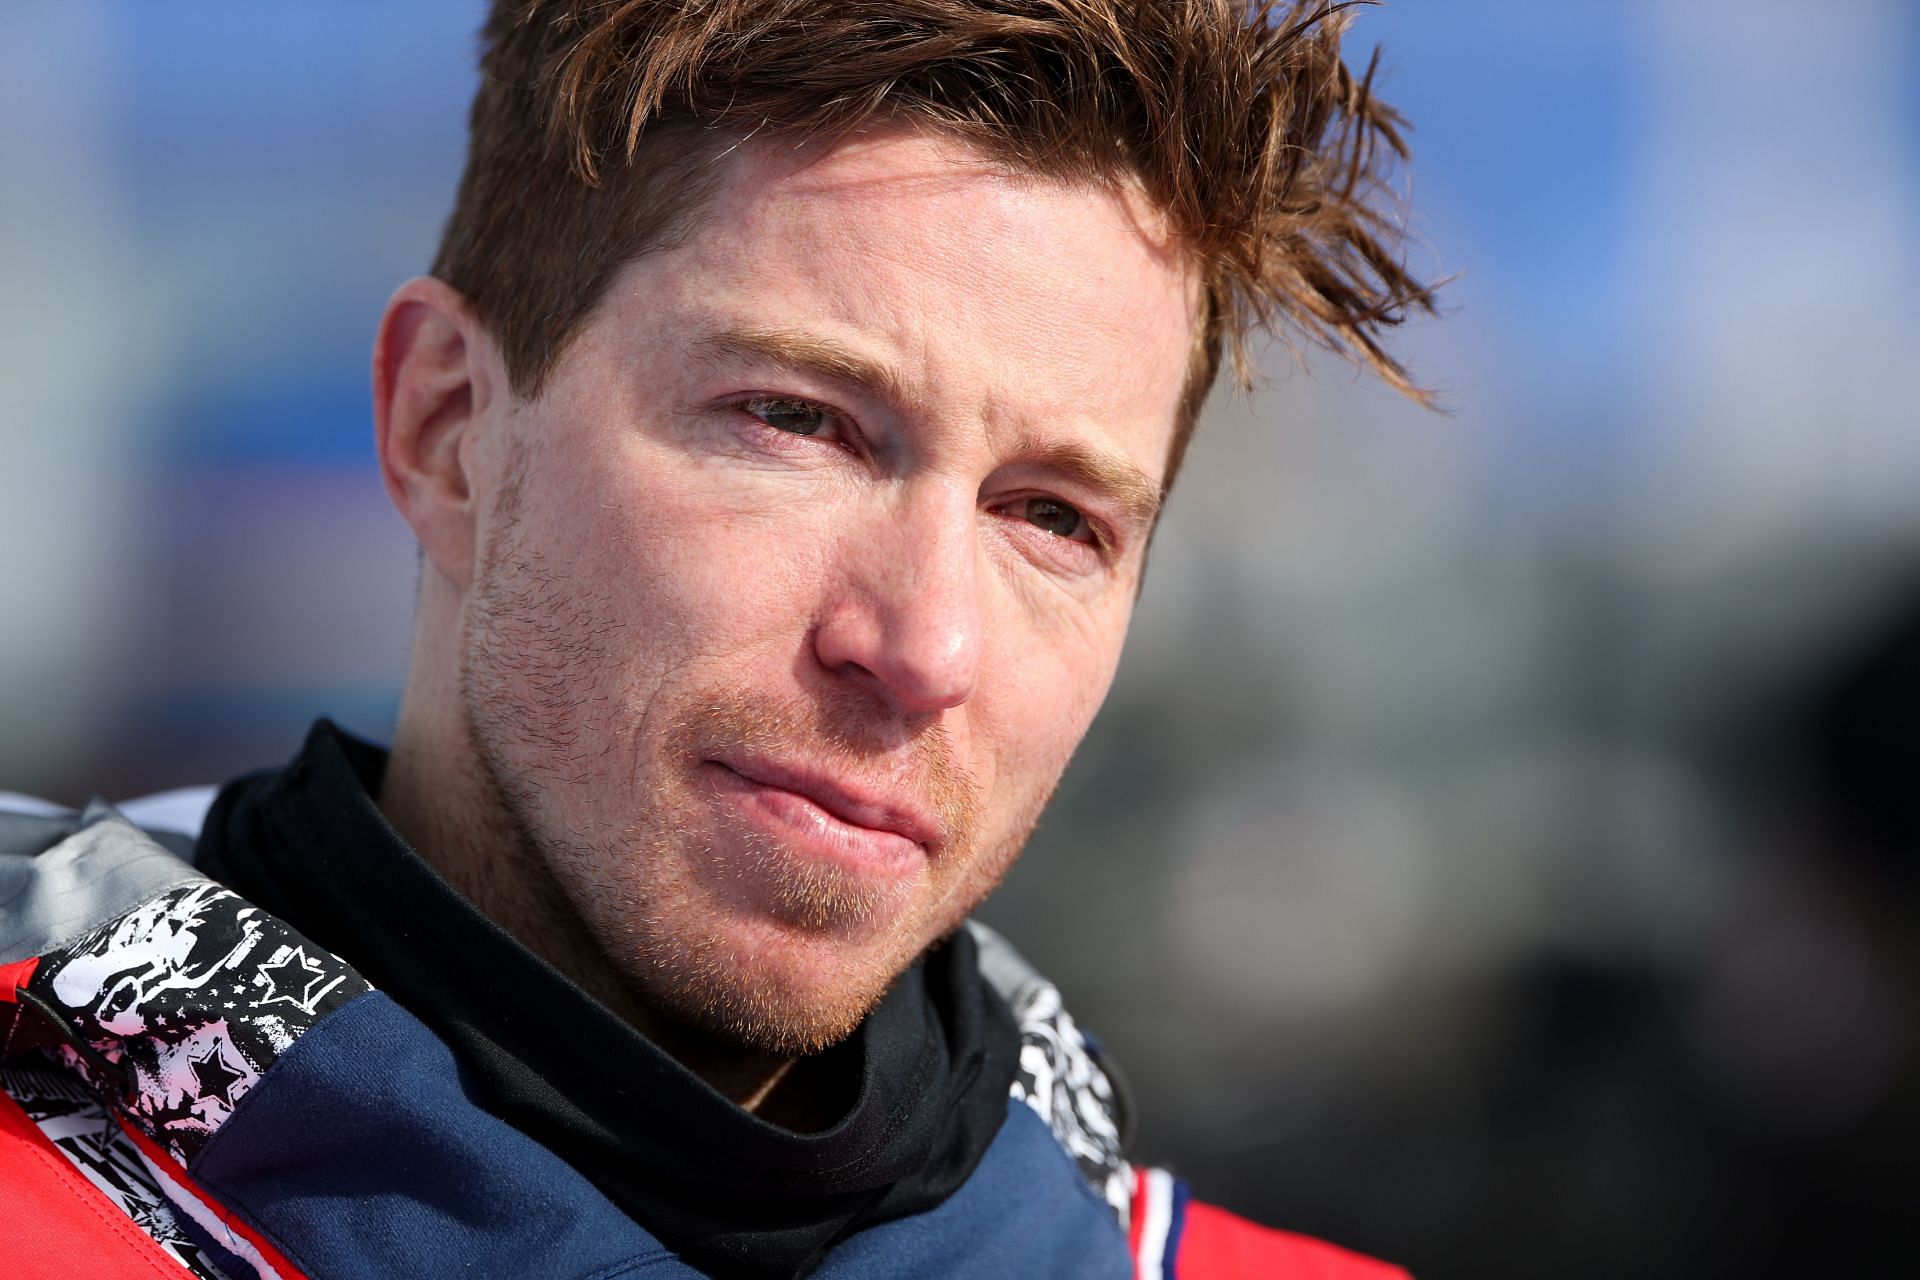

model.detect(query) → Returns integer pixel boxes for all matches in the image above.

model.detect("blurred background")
[4,2,1916,1275]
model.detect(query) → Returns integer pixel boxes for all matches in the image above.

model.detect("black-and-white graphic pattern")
[1005,974,1134,1227]
[1,1064,232,1279]
[27,879,371,1165]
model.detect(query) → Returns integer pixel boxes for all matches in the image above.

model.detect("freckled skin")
[377,130,1198,1107]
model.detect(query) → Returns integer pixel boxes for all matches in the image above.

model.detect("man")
[1,2,1434,1276]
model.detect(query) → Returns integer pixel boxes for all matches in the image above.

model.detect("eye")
[1019,496,1091,542]
[742,396,830,436]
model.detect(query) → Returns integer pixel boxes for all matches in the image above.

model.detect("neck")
[379,676,851,1131]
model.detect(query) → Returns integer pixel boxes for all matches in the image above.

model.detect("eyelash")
[727,393,1114,561]
[733,395,855,451]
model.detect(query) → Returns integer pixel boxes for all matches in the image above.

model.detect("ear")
[372,276,498,594]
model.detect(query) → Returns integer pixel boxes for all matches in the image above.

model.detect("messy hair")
[432,0,1437,477]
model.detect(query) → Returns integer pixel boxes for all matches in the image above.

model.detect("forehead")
[617,129,1200,480]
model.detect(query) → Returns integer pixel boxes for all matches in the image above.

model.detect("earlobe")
[373,277,492,593]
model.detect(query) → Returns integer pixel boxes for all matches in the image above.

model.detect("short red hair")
[431,1,1437,480]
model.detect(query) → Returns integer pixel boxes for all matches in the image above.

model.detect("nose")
[812,486,982,716]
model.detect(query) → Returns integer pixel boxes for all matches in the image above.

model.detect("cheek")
[974,602,1129,807]
[567,445,841,670]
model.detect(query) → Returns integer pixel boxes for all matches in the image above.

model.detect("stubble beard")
[453,478,1028,1057]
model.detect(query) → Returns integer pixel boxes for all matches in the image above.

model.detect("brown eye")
[746,397,827,436]
[1023,497,1086,540]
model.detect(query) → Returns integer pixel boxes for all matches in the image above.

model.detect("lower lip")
[703,763,925,876]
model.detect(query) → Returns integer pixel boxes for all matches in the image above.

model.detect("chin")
[615,893,936,1056]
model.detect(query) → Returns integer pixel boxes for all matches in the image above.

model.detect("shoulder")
[0,786,217,868]
[0,786,218,840]
[968,921,1412,1280]
[1,809,683,1279]
[1129,1165,1412,1280]
[970,920,1135,1218]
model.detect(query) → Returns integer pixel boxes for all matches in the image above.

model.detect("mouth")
[702,755,937,875]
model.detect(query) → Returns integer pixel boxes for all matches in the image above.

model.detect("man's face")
[457,130,1197,1053]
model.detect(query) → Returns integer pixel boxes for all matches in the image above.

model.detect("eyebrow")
[1010,434,1164,534]
[693,325,906,405]
[694,323,1164,533]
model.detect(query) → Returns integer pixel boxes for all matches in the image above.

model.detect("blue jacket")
[0,799,1407,1279]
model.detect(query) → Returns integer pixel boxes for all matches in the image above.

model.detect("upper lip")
[714,754,941,851]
